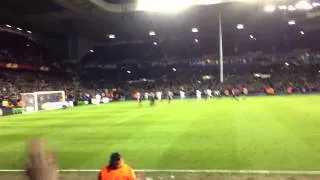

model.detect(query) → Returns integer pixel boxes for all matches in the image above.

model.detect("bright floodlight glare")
[318,69,320,73]
[295,0,313,10]
[288,20,296,25]
[249,34,254,39]
[5,24,12,28]
[312,2,320,7]
[17,27,22,31]
[149,31,156,36]
[136,0,192,13]
[204,0,218,5]
[236,24,244,30]
[108,34,116,39]
[89,50,94,53]
[300,30,305,35]
[285,62,290,66]
[264,4,276,12]
[127,70,131,74]
[288,5,296,11]
[278,5,288,10]
[153,42,158,46]
[172,68,177,72]
[26,30,32,34]
[194,38,199,43]
[192,27,198,33]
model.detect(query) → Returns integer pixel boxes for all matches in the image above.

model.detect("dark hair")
[108,152,121,170]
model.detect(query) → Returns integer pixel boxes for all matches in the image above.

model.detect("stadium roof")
[0,0,319,43]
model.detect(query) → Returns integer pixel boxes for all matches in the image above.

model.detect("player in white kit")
[196,90,202,100]
[206,89,213,99]
[180,90,185,99]
[156,91,162,101]
[167,91,173,103]
[144,92,149,100]
[96,93,101,104]
[214,90,221,97]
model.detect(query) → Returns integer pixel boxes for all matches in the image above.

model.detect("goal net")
[21,91,66,112]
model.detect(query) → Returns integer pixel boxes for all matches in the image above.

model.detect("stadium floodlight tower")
[21,91,66,112]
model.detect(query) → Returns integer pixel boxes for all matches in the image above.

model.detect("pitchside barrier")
[1,169,320,175]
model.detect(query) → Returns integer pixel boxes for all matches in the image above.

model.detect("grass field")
[1,95,320,172]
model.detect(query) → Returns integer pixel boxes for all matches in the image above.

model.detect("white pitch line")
[1,169,320,175]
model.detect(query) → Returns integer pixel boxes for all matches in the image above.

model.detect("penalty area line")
[1,169,320,175]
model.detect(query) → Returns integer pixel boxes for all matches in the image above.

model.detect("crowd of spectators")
[1,30,320,106]
[0,55,319,106]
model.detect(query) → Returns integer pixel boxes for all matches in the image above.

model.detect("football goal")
[20,91,66,112]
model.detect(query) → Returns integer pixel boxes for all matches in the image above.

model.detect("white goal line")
[1,169,320,175]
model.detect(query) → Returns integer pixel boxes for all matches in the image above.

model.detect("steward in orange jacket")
[98,153,136,180]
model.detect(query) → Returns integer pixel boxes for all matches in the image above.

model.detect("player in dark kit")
[149,92,155,106]
[232,88,240,101]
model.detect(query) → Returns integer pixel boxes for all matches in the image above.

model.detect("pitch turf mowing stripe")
[78,103,182,169]
[1,97,320,170]
[53,104,157,169]
[234,100,310,170]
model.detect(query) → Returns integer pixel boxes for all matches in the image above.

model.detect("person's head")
[108,152,121,170]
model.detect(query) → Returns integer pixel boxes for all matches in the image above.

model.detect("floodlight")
[26,30,32,34]
[5,24,11,28]
[153,42,158,46]
[278,5,288,10]
[89,50,94,53]
[136,0,192,13]
[300,30,305,35]
[192,27,198,33]
[254,73,261,77]
[149,31,156,36]
[236,24,244,30]
[249,34,257,40]
[295,0,313,10]
[17,27,22,31]
[288,20,296,25]
[194,38,199,43]
[264,4,276,12]
[285,62,290,66]
[318,69,320,73]
[312,2,320,7]
[108,34,116,39]
[127,70,131,74]
[288,5,296,11]
[172,68,177,72]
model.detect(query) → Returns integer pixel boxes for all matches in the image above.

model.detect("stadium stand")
[0,0,320,110]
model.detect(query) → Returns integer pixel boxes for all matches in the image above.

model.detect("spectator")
[26,139,58,180]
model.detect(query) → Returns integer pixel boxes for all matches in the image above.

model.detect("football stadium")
[0,0,320,180]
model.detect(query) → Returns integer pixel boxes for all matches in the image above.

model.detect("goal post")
[21,91,66,112]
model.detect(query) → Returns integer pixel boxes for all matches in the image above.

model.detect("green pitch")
[1,95,320,171]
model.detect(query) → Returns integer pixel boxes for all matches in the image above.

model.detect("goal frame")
[20,91,66,112]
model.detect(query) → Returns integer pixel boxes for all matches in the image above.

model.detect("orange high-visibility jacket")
[98,162,136,180]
